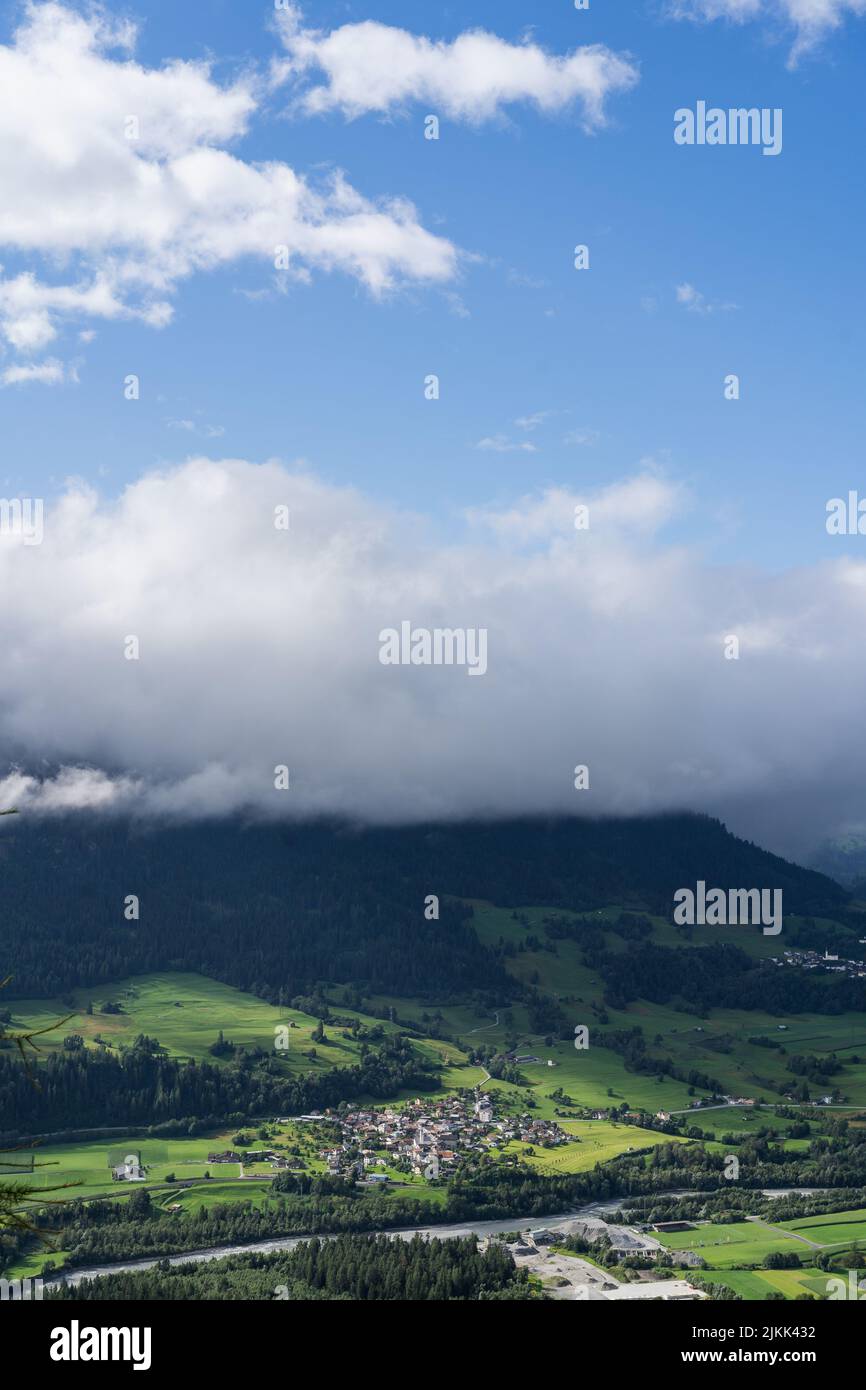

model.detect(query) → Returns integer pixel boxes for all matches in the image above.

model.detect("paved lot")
[512,1246,706,1302]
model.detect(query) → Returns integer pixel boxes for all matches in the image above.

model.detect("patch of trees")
[786,1054,842,1085]
[0,818,512,1004]
[601,1027,724,1095]
[598,942,866,1016]
[47,1232,537,1302]
[621,1178,866,1228]
[702,1282,743,1301]
[525,991,572,1040]
[764,1251,802,1269]
[28,1186,450,1270]
[0,1033,438,1142]
[208,1031,235,1059]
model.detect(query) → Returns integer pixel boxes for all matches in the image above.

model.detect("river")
[48,1188,828,1289]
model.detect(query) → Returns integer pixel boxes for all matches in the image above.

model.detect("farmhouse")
[111,1155,145,1182]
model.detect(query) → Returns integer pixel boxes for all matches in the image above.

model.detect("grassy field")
[366,991,701,1114]
[7,972,384,1066]
[10,901,866,1125]
[5,971,473,1091]
[462,899,866,1109]
[156,1180,273,1212]
[657,1205,866,1298]
[2,1110,350,1202]
[691,1268,823,1299]
[655,1220,809,1269]
[3,1130,264,1200]
[779,1210,866,1246]
[498,1120,687,1175]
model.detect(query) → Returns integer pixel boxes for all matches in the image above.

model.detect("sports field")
[655,1220,808,1269]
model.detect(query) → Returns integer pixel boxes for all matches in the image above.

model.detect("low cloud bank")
[0,457,862,859]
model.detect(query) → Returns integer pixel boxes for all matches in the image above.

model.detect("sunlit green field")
[2,1130,259,1200]
[157,1180,273,1212]
[5,971,471,1091]
[7,972,388,1065]
[656,1207,866,1283]
[691,1268,825,1299]
[462,900,866,1110]
[498,1120,687,1174]
[780,1209,866,1246]
[655,1220,808,1269]
[1,1108,358,1202]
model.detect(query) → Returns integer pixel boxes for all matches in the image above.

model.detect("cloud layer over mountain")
[0,456,862,858]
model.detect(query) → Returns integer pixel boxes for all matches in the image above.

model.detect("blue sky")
[2,0,865,569]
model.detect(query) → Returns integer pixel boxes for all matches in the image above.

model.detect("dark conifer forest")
[0,812,847,1001]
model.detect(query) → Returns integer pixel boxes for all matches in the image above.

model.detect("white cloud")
[515,412,553,431]
[667,0,866,65]
[676,282,738,315]
[0,270,152,352]
[0,766,140,813]
[0,455,864,856]
[468,474,682,540]
[167,418,225,439]
[0,3,458,362]
[563,428,600,447]
[273,4,638,127]
[1,356,69,386]
[476,435,538,454]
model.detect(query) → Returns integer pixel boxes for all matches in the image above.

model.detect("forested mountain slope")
[0,812,848,1002]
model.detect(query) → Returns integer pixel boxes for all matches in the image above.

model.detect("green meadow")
[3,1130,261,1201]
[158,1180,273,1212]
[657,1205,866,1299]
[7,972,384,1064]
[655,1220,808,1269]
[499,1119,687,1175]
[5,971,467,1084]
[780,1210,866,1245]
[465,899,866,1110]
[691,1268,824,1300]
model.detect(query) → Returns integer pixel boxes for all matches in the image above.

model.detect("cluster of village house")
[321,1090,570,1181]
[110,1093,569,1185]
[773,947,866,978]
